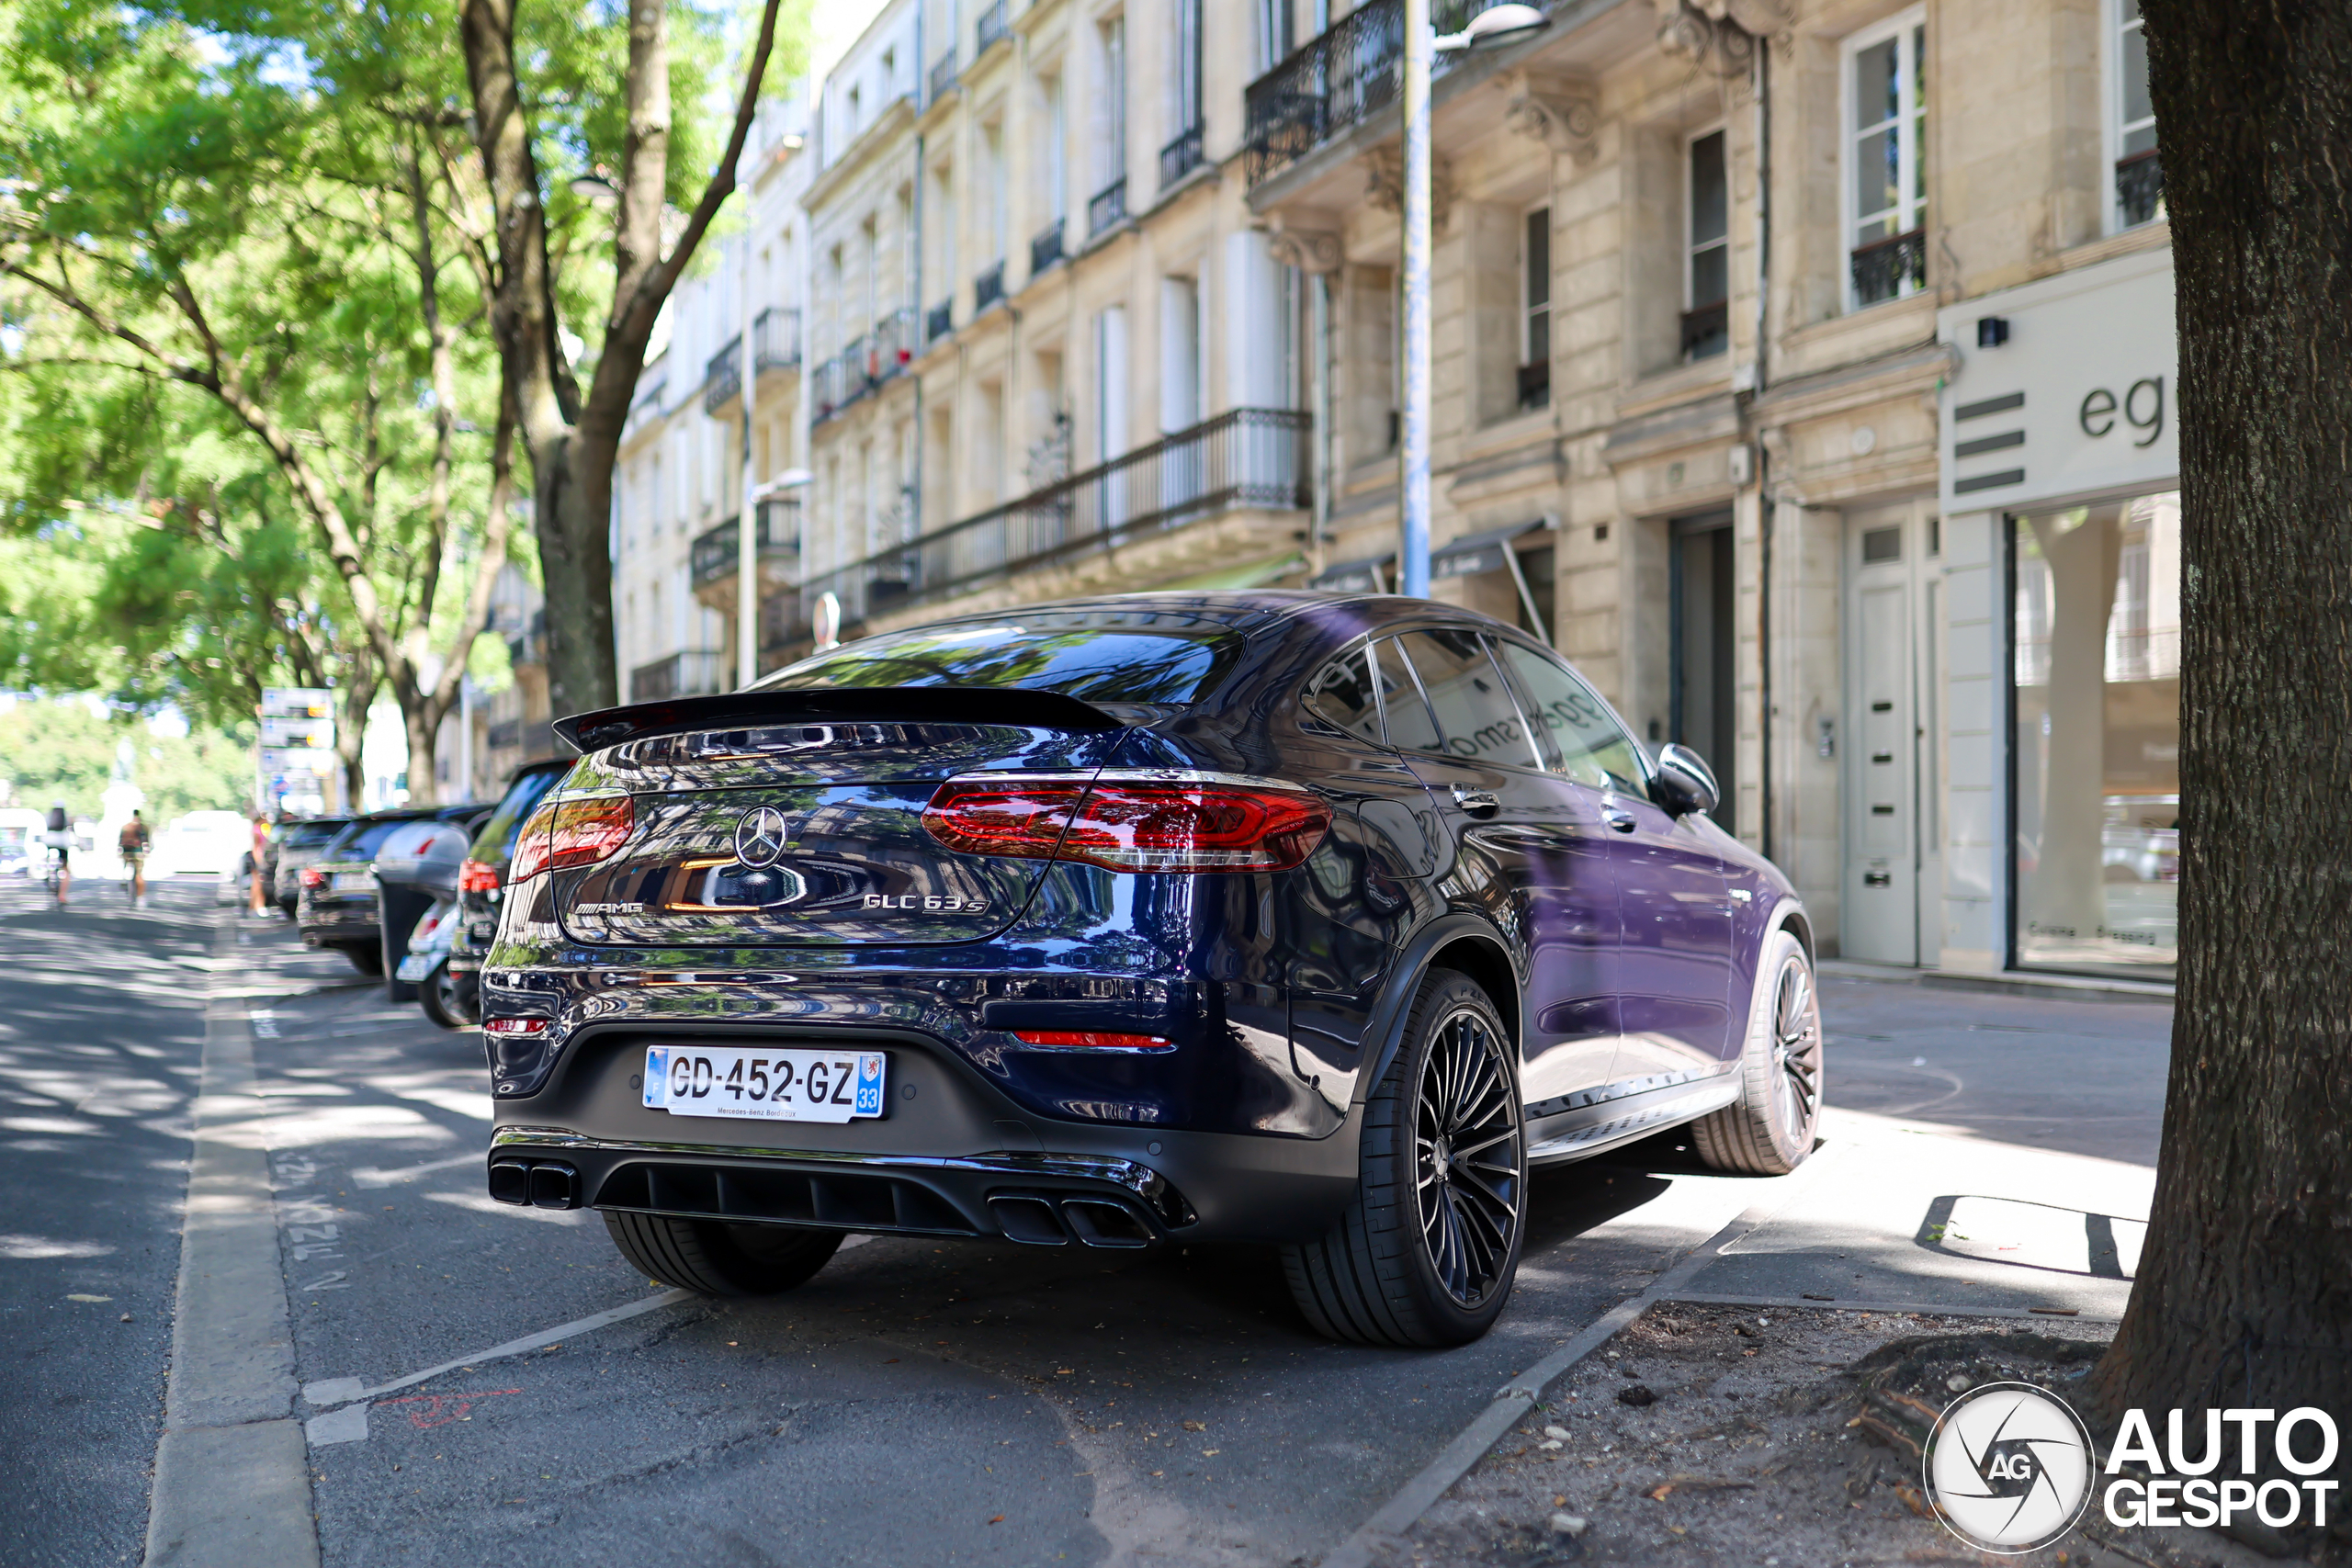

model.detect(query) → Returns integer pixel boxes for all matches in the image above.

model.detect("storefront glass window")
[2012,492,2180,976]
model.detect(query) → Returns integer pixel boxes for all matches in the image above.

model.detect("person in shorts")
[119,811,151,905]
[43,801,71,905]
[249,812,272,918]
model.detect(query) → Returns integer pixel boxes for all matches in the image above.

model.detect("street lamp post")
[1398,4,1548,598]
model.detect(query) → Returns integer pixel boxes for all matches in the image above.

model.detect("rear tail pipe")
[489,1157,579,1210]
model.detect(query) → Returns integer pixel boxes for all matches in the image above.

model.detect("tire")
[340,943,383,976]
[604,1212,843,1297]
[1690,929,1824,1176]
[417,961,471,1030]
[1283,968,1527,1348]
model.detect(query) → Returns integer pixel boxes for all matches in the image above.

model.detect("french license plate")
[642,1045,886,1123]
[393,953,437,983]
[333,872,372,892]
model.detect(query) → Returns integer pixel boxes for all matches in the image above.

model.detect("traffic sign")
[260,687,334,719]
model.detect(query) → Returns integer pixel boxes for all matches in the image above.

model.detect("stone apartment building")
[607,0,2179,986]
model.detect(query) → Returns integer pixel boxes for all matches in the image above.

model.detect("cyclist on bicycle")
[119,810,151,905]
[43,801,71,906]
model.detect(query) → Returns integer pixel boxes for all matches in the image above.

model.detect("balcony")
[1029,218,1065,277]
[690,500,803,591]
[1242,0,1540,189]
[927,299,953,344]
[1087,178,1128,236]
[2116,149,2164,228]
[871,307,917,379]
[974,260,1006,312]
[797,407,1310,630]
[1849,228,1927,309]
[752,307,800,370]
[928,47,956,103]
[975,0,1009,56]
[629,649,726,703]
[1159,124,1204,189]
[1680,299,1728,361]
[703,336,741,414]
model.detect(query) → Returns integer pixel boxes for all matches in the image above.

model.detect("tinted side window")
[1370,639,1444,754]
[1393,629,1542,769]
[471,767,566,864]
[1497,642,1651,798]
[1301,648,1384,745]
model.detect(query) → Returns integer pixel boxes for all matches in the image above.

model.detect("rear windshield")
[279,819,348,850]
[328,817,424,862]
[469,767,566,865]
[752,611,1243,706]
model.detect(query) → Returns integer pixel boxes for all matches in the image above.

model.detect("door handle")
[1450,785,1500,818]
[1603,808,1638,834]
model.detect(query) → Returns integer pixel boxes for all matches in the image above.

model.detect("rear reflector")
[922,776,1329,874]
[510,795,636,881]
[1012,1030,1175,1051]
[458,858,501,894]
[483,1016,548,1035]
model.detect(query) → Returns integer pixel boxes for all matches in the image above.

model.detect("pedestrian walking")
[42,801,70,907]
[118,812,151,906]
[248,812,271,918]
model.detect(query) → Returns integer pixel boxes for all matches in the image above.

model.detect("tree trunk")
[2089,0,2352,1512]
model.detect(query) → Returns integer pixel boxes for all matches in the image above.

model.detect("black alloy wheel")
[1283,968,1528,1348]
[417,959,473,1031]
[1414,1005,1524,1307]
[1691,930,1823,1176]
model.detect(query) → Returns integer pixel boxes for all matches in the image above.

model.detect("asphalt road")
[0,887,2176,1568]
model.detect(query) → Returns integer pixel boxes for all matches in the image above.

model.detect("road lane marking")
[351,1152,481,1188]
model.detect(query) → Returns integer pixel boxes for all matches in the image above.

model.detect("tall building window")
[1684,129,1729,360]
[2110,0,2163,229]
[1520,208,1550,411]
[1845,8,1927,310]
[1253,0,1292,73]
[1161,0,1204,187]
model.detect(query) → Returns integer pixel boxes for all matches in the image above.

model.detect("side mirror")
[1654,743,1720,818]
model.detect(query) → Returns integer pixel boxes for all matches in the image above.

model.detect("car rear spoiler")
[552,685,1130,753]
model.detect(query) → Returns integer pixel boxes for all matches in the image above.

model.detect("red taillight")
[1013,1030,1174,1051]
[482,1016,548,1035]
[300,866,326,889]
[922,775,1330,873]
[509,795,634,881]
[458,858,501,894]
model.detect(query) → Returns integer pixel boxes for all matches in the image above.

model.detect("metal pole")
[1398,0,1432,599]
[738,221,762,689]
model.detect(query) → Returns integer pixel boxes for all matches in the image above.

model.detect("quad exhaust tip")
[986,1193,1155,1248]
[488,1157,579,1210]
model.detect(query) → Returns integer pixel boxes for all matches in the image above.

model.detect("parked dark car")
[298,806,490,973]
[443,759,572,1023]
[271,816,355,917]
[481,593,1821,1347]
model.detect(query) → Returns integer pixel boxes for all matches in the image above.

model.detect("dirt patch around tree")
[1375,1303,2299,1568]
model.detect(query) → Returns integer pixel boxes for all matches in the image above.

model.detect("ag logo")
[733,807,791,868]
[1924,1382,2095,1553]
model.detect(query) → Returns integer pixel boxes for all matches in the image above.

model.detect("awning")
[1430,519,1550,582]
[1307,553,1395,593]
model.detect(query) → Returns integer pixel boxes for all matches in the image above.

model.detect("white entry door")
[1841,502,1936,965]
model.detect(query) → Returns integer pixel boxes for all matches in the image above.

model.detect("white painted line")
[1318,1140,1856,1568]
[303,1404,369,1447]
[351,1152,481,1189]
[144,915,319,1568]
[303,1288,695,1410]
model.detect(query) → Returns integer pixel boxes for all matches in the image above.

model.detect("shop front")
[1935,246,2179,982]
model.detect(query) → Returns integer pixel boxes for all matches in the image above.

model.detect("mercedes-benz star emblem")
[733,807,790,868]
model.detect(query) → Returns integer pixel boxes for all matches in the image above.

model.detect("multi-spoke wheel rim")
[1414,1008,1523,1306]
[1770,958,1823,1141]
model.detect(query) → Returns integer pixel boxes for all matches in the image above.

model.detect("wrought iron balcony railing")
[926,299,953,344]
[703,335,741,413]
[1159,124,1205,189]
[928,47,957,103]
[689,500,804,590]
[2116,149,2164,229]
[871,307,917,380]
[1030,218,1065,277]
[1243,0,1537,188]
[1849,228,1927,309]
[1087,178,1127,236]
[974,260,1006,312]
[752,307,800,371]
[1680,299,1729,361]
[628,649,726,703]
[811,348,857,421]
[975,0,1009,56]
[797,407,1310,633]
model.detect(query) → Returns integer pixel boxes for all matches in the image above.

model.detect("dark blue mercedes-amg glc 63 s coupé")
[480,592,1822,1347]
